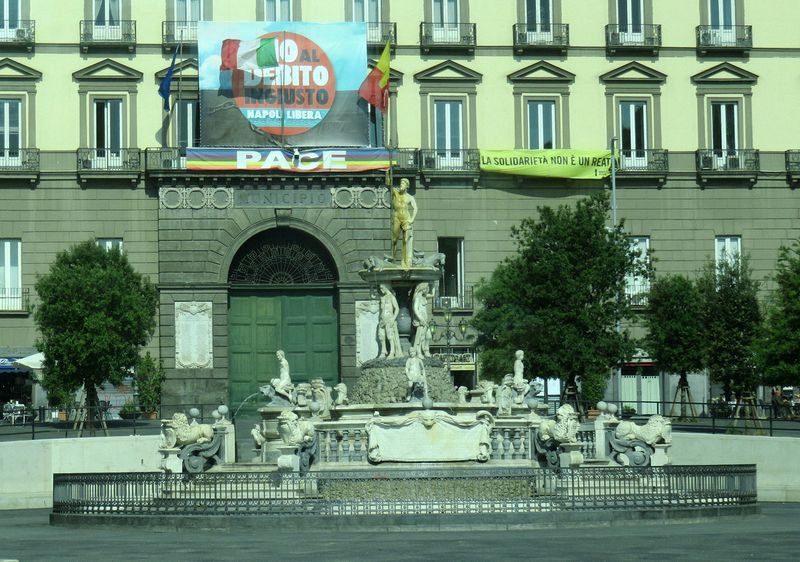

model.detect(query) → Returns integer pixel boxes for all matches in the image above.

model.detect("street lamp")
[429,307,468,383]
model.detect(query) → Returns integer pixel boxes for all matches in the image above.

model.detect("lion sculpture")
[614,415,672,445]
[538,404,579,444]
[161,412,215,449]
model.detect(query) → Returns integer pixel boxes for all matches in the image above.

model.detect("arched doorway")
[227,227,339,407]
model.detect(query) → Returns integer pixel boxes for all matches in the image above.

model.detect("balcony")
[163,21,198,50]
[785,150,800,185]
[616,149,668,185]
[420,22,476,52]
[77,148,141,183]
[605,24,661,55]
[145,147,187,172]
[0,148,39,183]
[420,149,480,175]
[80,20,136,52]
[434,286,474,311]
[695,149,759,185]
[365,22,396,48]
[0,21,34,51]
[391,148,419,173]
[512,23,569,54]
[0,288,30,313]
[696,25,752,55]
[625,284,649,308]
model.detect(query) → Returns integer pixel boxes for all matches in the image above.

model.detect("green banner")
[479,149,612,179]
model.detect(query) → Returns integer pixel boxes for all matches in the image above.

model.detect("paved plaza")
[1,504,799,561]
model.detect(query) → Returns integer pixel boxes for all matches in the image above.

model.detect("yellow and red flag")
[358,41,391,113]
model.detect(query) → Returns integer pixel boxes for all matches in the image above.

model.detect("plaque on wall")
[175,302,213,369]
[355,300,380,365]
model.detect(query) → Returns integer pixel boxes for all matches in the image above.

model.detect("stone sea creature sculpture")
[276,410,316,447]
[615,414,672,445]
[334,382,349,406]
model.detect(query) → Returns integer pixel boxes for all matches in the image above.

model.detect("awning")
[12,352,43,370]
[0,357,28,373]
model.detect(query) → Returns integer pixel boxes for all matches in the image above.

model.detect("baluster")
[318,430,328,463]
[491,429,500,460]
[353,429,362,462]
[341,430,351,462]
[503,429,512,460]
[329,430,338,463]
[512,429,521,459]
[522,429,529,459]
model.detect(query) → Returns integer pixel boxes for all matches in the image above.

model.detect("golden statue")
[391,178,418,268]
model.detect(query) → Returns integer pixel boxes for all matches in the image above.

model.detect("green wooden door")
[228,291,338,407]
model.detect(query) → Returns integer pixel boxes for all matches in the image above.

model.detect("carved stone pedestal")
[559,442,584,468]
[651,443,671,467]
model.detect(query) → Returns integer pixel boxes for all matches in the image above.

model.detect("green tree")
[697,255,762,397]
[644,274,704,416]
[472,192,643,404]
[34,241,158,432]
[757,241,800,387]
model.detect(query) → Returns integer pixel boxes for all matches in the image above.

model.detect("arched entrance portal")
[227,227,339,407]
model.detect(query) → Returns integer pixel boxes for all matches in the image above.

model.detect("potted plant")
[118,401,140,420]
[134,352,164,420]
[622,405,637,419]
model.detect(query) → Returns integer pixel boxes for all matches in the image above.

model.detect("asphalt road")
[1,504,799,561]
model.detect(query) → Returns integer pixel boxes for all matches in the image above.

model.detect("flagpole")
[385,45,393,191]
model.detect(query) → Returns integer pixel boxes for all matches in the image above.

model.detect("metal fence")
[52,464,756,517]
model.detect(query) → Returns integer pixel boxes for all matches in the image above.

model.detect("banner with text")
[186,148,396,172]
[479,149,612,179]
[198,22,368,147]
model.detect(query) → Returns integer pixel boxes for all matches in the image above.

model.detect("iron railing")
[365,21,396,47]
[0,287,29,312]
[145,147,187,171]
[512,23,569,50]
[52,465,757,517]
[617,149,669,173]
[0,21,34,44]
[163,21,198,47]
[696,25,752,50]
[696,149,760,173]
[79,20,136,46]
[391,148,419,171]
[605,24,661,49]
[420,22,476,49]
[0,148,39,172]
[785,150,800,172]
[434,285,474,310]
[77,148,141,172]
[420,149,480,173]
[625,283,650,307]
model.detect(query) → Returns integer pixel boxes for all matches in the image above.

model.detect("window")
[711,101,738,165]
[617,0,643,40]
[434,99,463,167]
[265,0,292,21]
[353,0,380,42]
[708,0,735,45]
[96,238,123,252]
[432,0,459,42]
[177,99,200,149]
[525,0,552,39]
[94,0,121,40]
[715,235,741,268]
[0,0,19,40]
[0,99,20,166]
[619,100,647,167]
[527,99,555,149]
[625,236,649,306]
[0,239,21,311]
[93,99,122,166]
[437,237,464,307]
[175,0,201,41]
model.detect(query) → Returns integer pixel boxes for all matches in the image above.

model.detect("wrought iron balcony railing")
[434,285,474,311]
[420,22,476,50]
[0,288,30,312]
[617,149,668,173]
[696,25,752,50]
[625,284,650,308]
[391,148,419,171]
[0,21,34,46]
[80,20,136,48]
[695,149,759,173]
[145,147,187,171]
[0,148,39,172]
[606,23,661,50]
[785,150,800,172]
[420,149,480,173]
[163,21,198,48]
[365,21,396,47]
[77,148,141,172]
[512,23,569,50]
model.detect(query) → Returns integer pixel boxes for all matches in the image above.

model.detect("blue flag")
[158,48,179,112]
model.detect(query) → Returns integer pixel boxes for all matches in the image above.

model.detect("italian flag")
[220,37,279,72]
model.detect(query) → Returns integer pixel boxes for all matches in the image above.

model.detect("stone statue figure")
[512,349,528,404]
[411,282,432,357]
[391,178,418,268]
[378,284,402,358]
[405,347,428,401]
[270,350,293,398]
